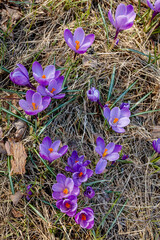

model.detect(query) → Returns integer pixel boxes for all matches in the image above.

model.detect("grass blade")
[130,91,152,110]
[131,109,160,117]
[107,65,116,101]
[62,66,72,88]
[28,203,47,222]
[34,149,56,178]
[111,79,138,108]
[98,4,109,44]
[121,48,154,59]
[8,156,14,194]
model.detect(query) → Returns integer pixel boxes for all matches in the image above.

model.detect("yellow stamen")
[79,172,83,177]
[48,148,53,153]
[32,102,38,110]
[50,88,56,93]
[102,148,108,157]
[113,118,119,124]
[75,40,80,50]
[63,188,68,194]
[42,74,46,79]
[81,214,86,221]
[65,203,71,208]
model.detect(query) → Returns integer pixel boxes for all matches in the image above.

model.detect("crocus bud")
[10,64,32,87]
[87,87,100,102]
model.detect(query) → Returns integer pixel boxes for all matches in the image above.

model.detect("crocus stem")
[74,52,77,60]
[27,84,36,90]
[110,30,119,51]
[97,100,104,109]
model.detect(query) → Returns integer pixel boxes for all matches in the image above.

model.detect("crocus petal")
[106,152,119,161]
[37,85,48,96]
[95,158,107,174]
[112,126,125,133]
[42,136,52,148]
[53,94,65,99]
[87,220,94,229]
[108,9,115,27]
[65,178,74,192]
[120,108,131,118]
[95,137,105,156]
[114,145,122,152]
[79,34,95,51]
[64,29,76,51]
[110,107,121,119]
[42,96,51,110]
[43,65,55,79]
[58,145,68,155]
[115,3,127,18]
[155,0,160,11]
[49,152,61,161]
[19,99,30,111]
[52,192,61,200]
[146,0,154,10]
[104,106,110,120]
[52,183,64,192]
[50,140,61,152]
[56,173,66,184]
[32,92,42,107]
[32,61,43,77]
[117,117,130,127]
[26,90,35,105]
[87,169,93,178]
[115,16,128,31]
[55,70,61,79]
[73,27,85,46]
[16,63,29,79]
[106,142,115,154]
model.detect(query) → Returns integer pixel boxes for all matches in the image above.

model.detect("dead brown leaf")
[82,55,97,68]
[0,142,7,154]
[151,126,160,139]
[0,127,3,139]
[5,139,27,175]
[11,208,24,218]
[14,120,27,141]
[11,191,23,205]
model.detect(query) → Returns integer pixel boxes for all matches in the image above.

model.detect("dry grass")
[0,0,160,239]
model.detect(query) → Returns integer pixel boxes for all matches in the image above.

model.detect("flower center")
[75,160,79,163]
[102,148,108,157]
[63,188,68,194]
[48,148,53,153]
[42,75,46,79]
[75,40,80,50]
[65,203,71,208]
[81,214,86,221]
[32,102,38,110]
[50,88,56,93]
[113,118,119,124]
[79,172,83,177]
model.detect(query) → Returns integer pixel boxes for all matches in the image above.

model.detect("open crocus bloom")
[32,61,61,87]
[104,105,130,133]
[56,195,77,217]
[72,165,93,186]
[64,27,95,54]
[39,136,68,163]
[37,76,65,99]
[95,137,122,174]
[19,90,51,115]
[75,208,94,229]
[52,173,80,200]
[10,64,32,87]
[108,4,136,39]
[152,138,160,154]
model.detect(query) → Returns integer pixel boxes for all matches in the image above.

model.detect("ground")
[0,0,160,239]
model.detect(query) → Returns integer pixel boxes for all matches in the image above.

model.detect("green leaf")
[107,65,116,101]
[131,109,160,117]
[28,203,48,222]
[98,4,109,44]
[62,66,72,88]
[130,91,152,110]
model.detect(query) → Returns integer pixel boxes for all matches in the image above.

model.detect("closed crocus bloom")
[104,105,130,133]
[10,64,32,87]
[52,173,80,200]
[32,61,61,87]
[120,102,130,110]
[26,185,33,201]
[56,195,77,217]
[64,27,95,54]
[39,136,68,163]
[37,76,65,99]
[75,208,94,229]
[84,186,95,199]
[147,0,160,13]
[152,138,160,154]
[108,4,136,39]
[19,90,51,115]
[87,87,100,102]
[72,164,93,186]
[95,137,122,174]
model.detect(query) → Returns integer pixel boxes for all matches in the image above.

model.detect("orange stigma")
[65,203,71,208]
[81,214,86,221]
[75,160,79,163]
[63,188,68,194]
[42,75,46,79]
[48,148,53,153]
[32,102,38,110]
[102,148,108,157]
[75,40,80,50]
[113,118,119,124]
[50,88,56,93]
[79,172,83,177]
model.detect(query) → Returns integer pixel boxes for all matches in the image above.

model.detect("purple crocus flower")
[39,136,68,163]
[56,195,77,217]
[32,61,61,87]
[152,138,160,154]
[87,87,100,102]
[19,90,51,115]
[64,27,95,54]
[72,165,93,186]
[37,76,65,99]
[52,173,80,200]
[121,154,129,160]
[147,0,160,19]
[65,151,91,173]
[120,102,130,110]
[84,186,95,199]
[10,64,33,88]
[75,207,94,229]
[26,185,33,201]
[95,137,122,174]
[104,105,130,133]
[108,4,136,40]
